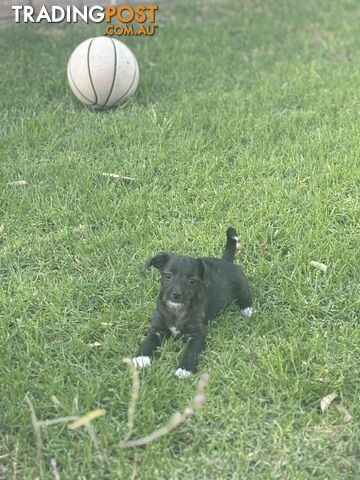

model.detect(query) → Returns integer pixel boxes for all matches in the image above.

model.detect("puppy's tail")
[222,227,238,262]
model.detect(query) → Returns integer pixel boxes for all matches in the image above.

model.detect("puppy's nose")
[172,292,182,301]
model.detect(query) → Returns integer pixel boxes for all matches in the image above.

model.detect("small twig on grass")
[101,173,136,182]
[38,416,78,427]
[122,358,140,444]
[130,455,138,480]
[25,395,42,479]
[68,409,106,430]
[7,180,28,186]
[120,368,209,448]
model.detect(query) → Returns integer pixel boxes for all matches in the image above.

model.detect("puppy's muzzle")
[171,291,183,302]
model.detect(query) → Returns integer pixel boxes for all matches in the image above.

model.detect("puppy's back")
[201,257,250,320]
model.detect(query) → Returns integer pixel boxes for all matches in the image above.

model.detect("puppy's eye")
[188,278,197,285]
[164,272,172,279]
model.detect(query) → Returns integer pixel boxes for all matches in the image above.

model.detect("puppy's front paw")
[175,368,192,379]
[241,307,253,317]
[133,356,151,368]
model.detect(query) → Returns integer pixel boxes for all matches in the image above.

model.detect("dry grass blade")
[130,455,138,480]
[122,358,140,444]
[51,395,65,410]
[25,395,42,479]
[336,404,352,423]
[85,424,104,466]
[320,392,338,413]
[121,412,184,448]
[310,261,328,272]
[299,176,310,186]
[68,409,106,430]
[7,180,28,186]
[0,224,4,235]
[101,173,136,182]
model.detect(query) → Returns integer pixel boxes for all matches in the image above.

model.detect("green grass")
[1,0,360,478]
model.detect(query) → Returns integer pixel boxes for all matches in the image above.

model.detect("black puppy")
[133,227,253,378]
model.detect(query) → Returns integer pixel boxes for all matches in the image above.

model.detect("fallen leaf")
[68,408,106,429]
[336,404,352,423]
[89,342,102,347]
[321,392,338,413]
[7,180,28,186]
[310,261,328,272]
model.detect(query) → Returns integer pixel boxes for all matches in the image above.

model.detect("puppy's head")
[144,253,205,307]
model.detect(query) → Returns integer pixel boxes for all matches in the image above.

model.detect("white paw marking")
[132,356,151,368]
[175,368,192,378]
[241,307,253,317]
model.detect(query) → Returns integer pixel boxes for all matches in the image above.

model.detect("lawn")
[0,0,359,478]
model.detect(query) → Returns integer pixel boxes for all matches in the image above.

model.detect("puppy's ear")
[143,252,171,272]
[197,259,207,280]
